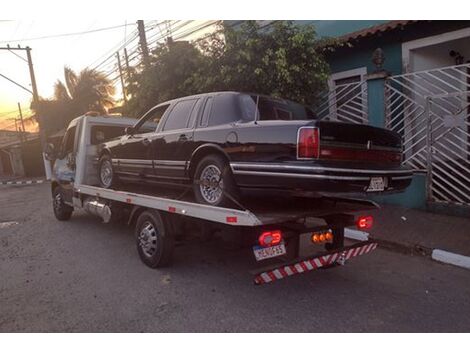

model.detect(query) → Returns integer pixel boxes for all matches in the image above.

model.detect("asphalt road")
[1,183,470,332]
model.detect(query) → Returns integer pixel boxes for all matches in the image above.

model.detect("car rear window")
[240,95,317,121]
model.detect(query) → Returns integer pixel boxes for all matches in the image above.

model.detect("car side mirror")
[44,143,57,161]
[124,126,135,135]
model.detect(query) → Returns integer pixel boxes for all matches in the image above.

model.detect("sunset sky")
[0,20,217,131]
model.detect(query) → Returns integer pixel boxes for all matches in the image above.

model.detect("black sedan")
[98,91,413,206]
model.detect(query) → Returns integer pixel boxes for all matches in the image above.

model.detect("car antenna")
[254,95,259,124]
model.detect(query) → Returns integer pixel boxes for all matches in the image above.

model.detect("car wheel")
[135,210,174,268]
[52,186,73,221]
[193,154,238,207]
[98,153,118,189]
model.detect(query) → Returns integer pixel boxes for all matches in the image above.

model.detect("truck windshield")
[240,94,317,121]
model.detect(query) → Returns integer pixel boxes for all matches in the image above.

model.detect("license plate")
[253,243,286,261]
[367,176,386,192]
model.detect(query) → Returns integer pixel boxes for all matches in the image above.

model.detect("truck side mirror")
[44,143,57,161]
[124,126,135,135]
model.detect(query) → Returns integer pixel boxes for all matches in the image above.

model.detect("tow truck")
[47,114,379,285]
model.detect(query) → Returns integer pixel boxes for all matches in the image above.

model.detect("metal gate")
[314,80,368,124]
[385,63,470,206]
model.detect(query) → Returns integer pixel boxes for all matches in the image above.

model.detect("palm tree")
[54,66,115,114]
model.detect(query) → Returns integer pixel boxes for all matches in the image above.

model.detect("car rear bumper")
[230,162,413,194]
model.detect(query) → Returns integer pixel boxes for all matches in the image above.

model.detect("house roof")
[339,20,420,42]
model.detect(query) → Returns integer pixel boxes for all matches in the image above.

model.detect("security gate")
[385,63,470,207]
[314,80,368,124]
[427,92,470,205]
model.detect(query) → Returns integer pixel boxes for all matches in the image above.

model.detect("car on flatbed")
[97,91,413,207]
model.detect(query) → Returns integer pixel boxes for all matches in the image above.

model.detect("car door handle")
[178,134,190,142]
[142,138,151,146]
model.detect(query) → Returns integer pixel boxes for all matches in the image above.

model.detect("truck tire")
[52,186,73,221]
[98,153,119,189]
[193,154,239,207]
[135,210,174,268]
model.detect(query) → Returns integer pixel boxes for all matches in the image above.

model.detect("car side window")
[199,97,213,127]
[162,99,197,132]
[136,104,170,133]
[187,98,203,129]
[209,94,239,126]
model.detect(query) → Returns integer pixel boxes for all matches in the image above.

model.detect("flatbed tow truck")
[49,115,379,285]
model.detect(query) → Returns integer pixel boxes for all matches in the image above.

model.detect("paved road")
[1,183,470,332]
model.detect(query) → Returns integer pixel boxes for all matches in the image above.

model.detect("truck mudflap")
[253,241,378,285]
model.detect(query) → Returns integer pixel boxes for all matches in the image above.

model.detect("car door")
[54,121,79,203]
[114,104,169,178]
[153,98,201,181]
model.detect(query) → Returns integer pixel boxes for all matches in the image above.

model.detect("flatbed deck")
[76,184,379,226]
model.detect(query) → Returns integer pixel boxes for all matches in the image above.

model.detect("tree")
[53,66,115,115]
[124,21,331,117]
[197,21,331,105]
[124,40,205,117]
[32,66,116,135]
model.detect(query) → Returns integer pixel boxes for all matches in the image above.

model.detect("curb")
[0,179,46,185]
[344,228,470,271]
[431,249,470,270]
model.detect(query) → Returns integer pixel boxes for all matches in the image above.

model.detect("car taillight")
[357,215,374,229]
[297,127,320,159]
[258,230,282,247]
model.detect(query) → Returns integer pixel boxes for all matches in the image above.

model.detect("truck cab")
[49,115,136,206]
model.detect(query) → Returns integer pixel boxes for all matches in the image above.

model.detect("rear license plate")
[367,176,386,192]
[253,243,286,261]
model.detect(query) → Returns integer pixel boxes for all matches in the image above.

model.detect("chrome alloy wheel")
[100,159,113,187]
[138,221,158,258]
[199,164,224,204]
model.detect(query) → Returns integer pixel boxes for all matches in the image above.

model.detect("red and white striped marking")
[0,179,46,186]
[254,242,378,285]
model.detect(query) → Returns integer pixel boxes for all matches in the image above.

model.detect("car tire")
[98,153,118,189]
[52,186,73,221]
[193,154,239,207]
[135,210,174,268]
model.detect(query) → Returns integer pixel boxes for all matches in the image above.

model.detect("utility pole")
[0,45,51,178]
[18,102,26,137]
[116,52,127,104]
[123,48,131,78]
[137,20,149,68]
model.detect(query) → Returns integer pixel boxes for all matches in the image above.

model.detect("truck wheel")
[135,210,174,268]
[52,186,73,221]
[193,154,238,207]
[98,153,118,189]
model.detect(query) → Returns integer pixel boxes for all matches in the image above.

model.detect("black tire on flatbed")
[135,210,174,268]
[98,153,119,189]
[193,154,239,207]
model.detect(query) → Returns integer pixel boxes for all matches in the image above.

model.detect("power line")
[5,47,28,63]
[0,23,133,44]
[0,72,32,94]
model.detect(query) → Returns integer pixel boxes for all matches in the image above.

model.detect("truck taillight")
[297,127,320,159]
[357,215,374,230]
[259,230,282,247]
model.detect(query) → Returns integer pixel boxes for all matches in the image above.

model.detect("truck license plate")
[253,243,286,261]
[367,177,386,192]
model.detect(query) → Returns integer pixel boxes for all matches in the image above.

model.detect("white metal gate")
[385,63,470,206]
[314,80,368,124]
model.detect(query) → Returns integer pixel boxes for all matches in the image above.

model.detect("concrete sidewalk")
[367,204,470,258]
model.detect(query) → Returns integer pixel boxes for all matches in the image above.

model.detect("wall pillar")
[365,70,389,128]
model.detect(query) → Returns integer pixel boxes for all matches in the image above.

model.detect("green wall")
[329,42,403,76]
